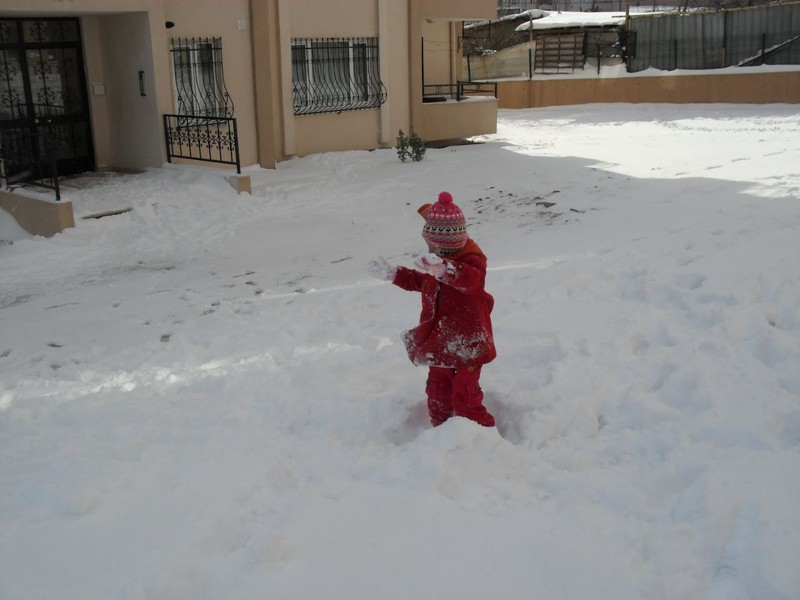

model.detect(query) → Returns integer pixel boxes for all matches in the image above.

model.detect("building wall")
[98,12,164,170]
[163,0,258,167]
[2,0,255,169]
[422,21,456,86]
[286,0,378,37]
[2,0,172,171]
[276,0,396,158]
[80,16,113,169]
[496,70,800,108]
[251,0,495,160]
[2,0,497,172]
[422,0,496,20]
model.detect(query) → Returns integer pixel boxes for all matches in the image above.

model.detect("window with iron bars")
[170,37,234,120]
[291,37,386,116]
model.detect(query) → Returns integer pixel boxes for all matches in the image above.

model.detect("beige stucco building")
[0,0,498,179]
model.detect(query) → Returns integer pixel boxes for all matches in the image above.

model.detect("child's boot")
[426,368,454,426]
[452,367,495,427]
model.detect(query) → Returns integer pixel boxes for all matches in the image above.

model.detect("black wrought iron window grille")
[291,37,387,116]
[170,37,234,126]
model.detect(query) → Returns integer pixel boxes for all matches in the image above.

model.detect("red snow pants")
[426,366,495,427]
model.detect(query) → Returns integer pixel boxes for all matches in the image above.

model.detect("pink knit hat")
[419,191,468,254]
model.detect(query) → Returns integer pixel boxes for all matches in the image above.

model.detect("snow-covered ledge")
[0,188,75,238]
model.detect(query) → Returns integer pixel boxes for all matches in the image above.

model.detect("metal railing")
[163,114,240,174]
[170,37,234,120]
[0,126,61,201]
[422,81,498,102]
[292,37,387,115]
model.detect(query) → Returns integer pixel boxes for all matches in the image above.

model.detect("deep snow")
[1,104,799,600]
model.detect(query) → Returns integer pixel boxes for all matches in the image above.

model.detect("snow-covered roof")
[515,10,626,32]
[497,8,550,23]
[464,9,548,30]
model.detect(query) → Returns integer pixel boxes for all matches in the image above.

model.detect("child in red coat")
[369,191,496,427]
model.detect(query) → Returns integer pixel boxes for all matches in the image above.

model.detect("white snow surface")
[2,103,800,599]
[515,10,626,31]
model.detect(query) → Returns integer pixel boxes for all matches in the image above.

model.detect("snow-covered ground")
[1,103,799,599]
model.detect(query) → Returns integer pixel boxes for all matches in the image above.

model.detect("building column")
[408,1,422,135]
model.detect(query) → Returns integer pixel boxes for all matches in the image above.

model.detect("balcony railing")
[163,114,241,174]
[0,126,62,201]
[422,81,497,103]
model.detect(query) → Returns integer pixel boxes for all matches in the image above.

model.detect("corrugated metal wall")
[627,2,800,72]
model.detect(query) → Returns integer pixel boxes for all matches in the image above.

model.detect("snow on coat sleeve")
[436,254,487,295]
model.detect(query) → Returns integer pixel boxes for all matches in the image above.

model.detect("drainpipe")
[378,0,390,145]
[421,37,425,93]
[450,21,457,89]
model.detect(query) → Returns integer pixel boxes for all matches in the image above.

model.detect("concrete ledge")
[226,175,252,195]
[418,97,498,141]
[0,189,75,238]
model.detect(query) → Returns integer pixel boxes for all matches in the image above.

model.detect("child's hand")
[413,253,447,279]
[367,257,397,281]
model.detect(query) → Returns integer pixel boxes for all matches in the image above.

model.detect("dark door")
[0,17,94,180]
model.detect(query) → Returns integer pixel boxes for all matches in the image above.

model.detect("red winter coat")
[393,239,496,368]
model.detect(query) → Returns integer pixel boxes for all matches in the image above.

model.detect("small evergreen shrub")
[396,129,409,162]
[408,133,426,162]
[396,130,426,162]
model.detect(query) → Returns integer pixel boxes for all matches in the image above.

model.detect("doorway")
[0,17,95,181]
